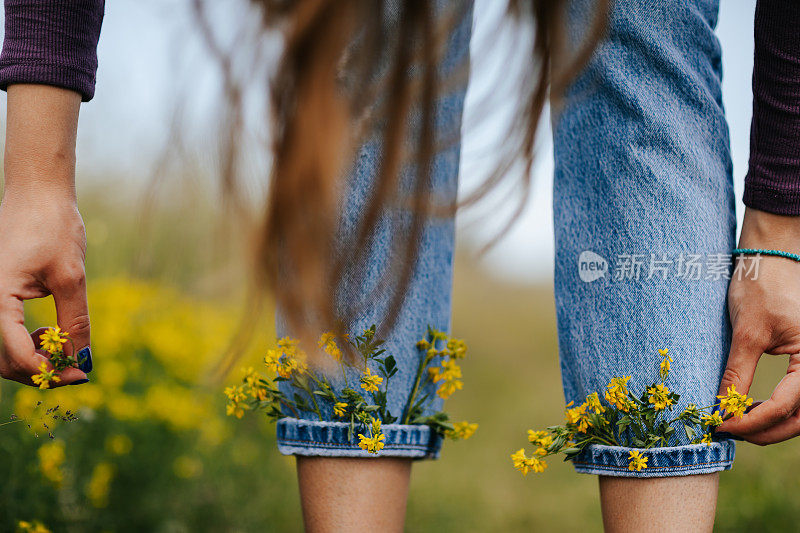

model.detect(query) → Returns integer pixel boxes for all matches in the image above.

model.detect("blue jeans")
[277,0,738,476]
[275,1,472,459]
[554,0,736,476]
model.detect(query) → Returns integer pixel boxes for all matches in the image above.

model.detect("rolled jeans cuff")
[276,418,442,459]
[572,440,736,478]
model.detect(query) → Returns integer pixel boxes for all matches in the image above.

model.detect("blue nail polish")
[77,346,93,373]
[70,378,90,386]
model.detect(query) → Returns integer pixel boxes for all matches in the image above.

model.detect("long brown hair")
[190,0,609,365]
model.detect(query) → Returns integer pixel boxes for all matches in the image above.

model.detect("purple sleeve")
[0,0,104,102]
[743,0,800,215]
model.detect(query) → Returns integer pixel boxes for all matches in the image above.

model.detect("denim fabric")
[276,418,442,459]
[553,0,737,476]
[275,1,473,458]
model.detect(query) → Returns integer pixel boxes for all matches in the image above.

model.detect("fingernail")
[77,347,93,373]
[70,378,90,386]
[713,431,743,441]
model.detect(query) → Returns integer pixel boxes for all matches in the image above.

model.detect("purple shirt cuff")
[0,0,104,102]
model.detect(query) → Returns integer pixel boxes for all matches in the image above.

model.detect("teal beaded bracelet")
[732,248,800,263]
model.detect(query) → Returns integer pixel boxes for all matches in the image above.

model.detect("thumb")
[718,329,764,397]
[51,269,92,373]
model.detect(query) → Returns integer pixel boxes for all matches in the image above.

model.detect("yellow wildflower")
[430,358,463,399]
[628,450,648,471]
[701,410,723,428]
[585,392,605,414]
[605,376,632,411]
[700,433,713,445]
[446,337,468,359]
[360,367,383,393]
[447,421,478,440]
[659,348,673,379]
[333,402,348,417]
[647,383,674,410]
[318,332,342,361]
[717,385,753,419]
[527,430,553,448]
[357,433,386,453]
[224,385,248,419]
[357,417,386,454]
[511,448,547,475]
[565,401,591,432]
[264,349,280,373]
[31,362,61,390]
[39,326,69,354]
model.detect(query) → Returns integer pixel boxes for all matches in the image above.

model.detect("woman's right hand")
[0,84,91,386]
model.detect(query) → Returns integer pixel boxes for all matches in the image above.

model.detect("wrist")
[738,207,800,254]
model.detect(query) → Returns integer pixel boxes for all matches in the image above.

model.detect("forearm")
[3,84,81,201]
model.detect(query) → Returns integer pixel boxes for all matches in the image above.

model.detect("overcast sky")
[0,0,758,283]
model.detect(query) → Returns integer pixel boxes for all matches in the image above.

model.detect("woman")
[0,0,799,531]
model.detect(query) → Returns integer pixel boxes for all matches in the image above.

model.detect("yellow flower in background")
[38,440,65,488]
[17,520,51,533]
[39,326,69,354]
[700,433,713,445]
[701,410,724,428]
[360,367,383,393]
[717,385,753,419]
[173,455,203,479]
[511,448,547,475]
[658,348,673,379]
[106,434,133,456]
[333,402,348,417]
[628,450,648,471]
[447,421,478,440]
[318,332,342,361]
[647,383,673,411]
[31,362,60,390]
[86,462,115,508]
[430,358,463,399]
[605,376,632,412]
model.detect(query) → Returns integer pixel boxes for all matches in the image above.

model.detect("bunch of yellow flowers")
[225,325,477,454]
[512,348,753,475]
[31,327,85,390]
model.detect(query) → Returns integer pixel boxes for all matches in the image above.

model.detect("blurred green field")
[2,181,800,531]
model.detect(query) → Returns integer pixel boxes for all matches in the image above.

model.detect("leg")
[553,0,735,524]
[600,474,719,533]
[273,3,474,529]
[297,458,411,533]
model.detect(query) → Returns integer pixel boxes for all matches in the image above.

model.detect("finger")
[738,407,800,446]
[50,264,92,372]
[719,353,800,435]
[0,293,44,382]
[718,327,765,397]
